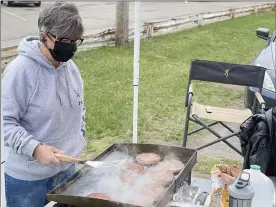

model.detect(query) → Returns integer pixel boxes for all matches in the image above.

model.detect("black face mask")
[48,41,77,62]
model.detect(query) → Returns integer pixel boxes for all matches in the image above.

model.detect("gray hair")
[38,2,84,40]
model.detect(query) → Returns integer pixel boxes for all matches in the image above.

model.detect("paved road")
[1,1,272,48]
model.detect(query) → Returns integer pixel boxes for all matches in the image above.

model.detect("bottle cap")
[250,165,261,171]
[228,171,254,200]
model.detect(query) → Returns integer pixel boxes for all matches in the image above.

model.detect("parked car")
[1,1,41,7]
[245,28,276,111]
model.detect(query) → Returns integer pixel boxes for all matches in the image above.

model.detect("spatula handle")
[55,153,82,163]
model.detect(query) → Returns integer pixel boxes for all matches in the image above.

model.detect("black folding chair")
[183,59,266,155]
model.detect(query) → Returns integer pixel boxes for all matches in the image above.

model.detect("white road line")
[1,9,27,21]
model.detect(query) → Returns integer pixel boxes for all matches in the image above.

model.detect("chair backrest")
[188,59,266,87]
[185,59,267,106]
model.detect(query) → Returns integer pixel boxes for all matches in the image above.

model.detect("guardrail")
[1,3,275,67]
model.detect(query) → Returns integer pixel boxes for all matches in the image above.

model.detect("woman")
[2,2,86,207]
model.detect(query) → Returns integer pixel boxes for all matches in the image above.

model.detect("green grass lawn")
[194,156,242,175]
[74,11,275,156]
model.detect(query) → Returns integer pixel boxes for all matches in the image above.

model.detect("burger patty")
[140,183,165,202]
[87,193,110,200]
[136,153,161,166]
[156,159,185,174]
[149,170,174,186]
[121,163,145,174]
[120,163,145,184]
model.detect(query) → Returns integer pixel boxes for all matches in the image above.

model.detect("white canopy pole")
[132,1,141,144]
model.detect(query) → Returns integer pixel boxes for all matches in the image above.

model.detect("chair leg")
[219,121,235,133]
[183,95,192,147]
[197,132,238,150]
[192,115,243,156]
[188,121,219,136]
[183,115,190,147]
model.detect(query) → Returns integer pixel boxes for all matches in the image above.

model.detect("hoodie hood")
[17,36,55,69]
[17,36,73,106]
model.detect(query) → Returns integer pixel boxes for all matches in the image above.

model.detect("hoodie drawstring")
[54,70,62,106]
[64,67,74,107]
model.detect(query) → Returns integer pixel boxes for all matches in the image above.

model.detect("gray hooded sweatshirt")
[2,36,87,181]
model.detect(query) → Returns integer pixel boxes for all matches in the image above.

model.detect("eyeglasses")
[48,34,84,47]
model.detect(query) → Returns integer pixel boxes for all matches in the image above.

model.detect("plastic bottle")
[243,165,275,207]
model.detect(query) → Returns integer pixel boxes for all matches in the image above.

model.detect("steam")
[59,149,184,206]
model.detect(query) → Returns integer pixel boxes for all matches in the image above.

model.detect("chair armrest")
[255,92,265,106]
[185,83,194,107]
[189,83,193,95]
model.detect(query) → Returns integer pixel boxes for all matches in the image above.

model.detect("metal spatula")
[54,153,126,168]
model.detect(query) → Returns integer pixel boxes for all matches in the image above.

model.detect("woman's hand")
[33,144,63,165]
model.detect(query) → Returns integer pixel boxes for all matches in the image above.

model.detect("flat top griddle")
[47,143,197,207]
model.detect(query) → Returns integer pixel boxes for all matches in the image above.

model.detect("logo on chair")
[225,69,230,77]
